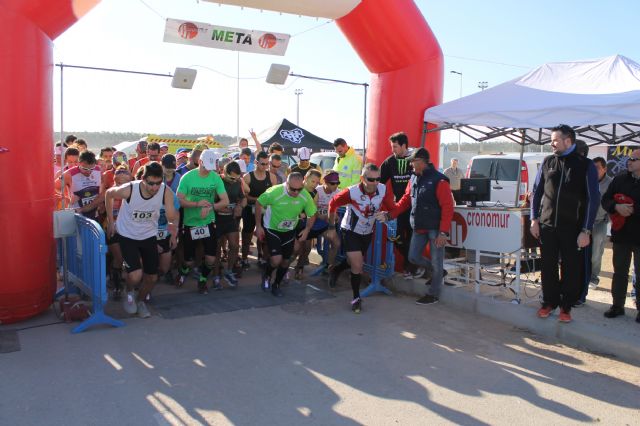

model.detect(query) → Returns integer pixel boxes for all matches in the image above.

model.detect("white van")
[466,153,548,206]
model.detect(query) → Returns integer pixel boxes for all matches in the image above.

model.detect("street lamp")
[295,88,303,125]
[267,64,369,159]
[478,81,488,91]
[450,70,463,152]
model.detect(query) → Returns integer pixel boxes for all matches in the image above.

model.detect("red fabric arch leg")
[0,1,87,323]
[336,0,443,166]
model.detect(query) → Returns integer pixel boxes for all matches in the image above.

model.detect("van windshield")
[470,158,519,181]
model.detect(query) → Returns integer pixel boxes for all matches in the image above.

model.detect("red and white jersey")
[329,183,396,235]
[315,184,338,216]
[68,166,101,211]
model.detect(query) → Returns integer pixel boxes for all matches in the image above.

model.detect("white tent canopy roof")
[424,55,640,145]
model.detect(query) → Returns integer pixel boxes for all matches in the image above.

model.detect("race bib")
[278,220,296,230]
[157,230,168,240]
[190,225,210,240]
[132,210,153,221]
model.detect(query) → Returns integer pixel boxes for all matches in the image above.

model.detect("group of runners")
[55,132,439,317]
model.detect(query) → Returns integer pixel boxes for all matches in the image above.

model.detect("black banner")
[607,145,639,177]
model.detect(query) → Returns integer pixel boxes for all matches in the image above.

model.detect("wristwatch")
[581,228,591,235]
[440,232,450,238]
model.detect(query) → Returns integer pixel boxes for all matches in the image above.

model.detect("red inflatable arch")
[0,0,442,323]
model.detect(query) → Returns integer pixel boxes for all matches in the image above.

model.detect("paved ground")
[1,264,639,426]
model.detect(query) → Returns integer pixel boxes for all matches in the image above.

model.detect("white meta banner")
[448,207,525,253]
[163,18,290,56]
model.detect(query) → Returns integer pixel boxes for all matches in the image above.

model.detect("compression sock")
[351,272,362,299]
[274,266,288,285]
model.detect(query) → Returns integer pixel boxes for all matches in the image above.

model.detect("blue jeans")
[409,230,444,297]
[590,220,608,284]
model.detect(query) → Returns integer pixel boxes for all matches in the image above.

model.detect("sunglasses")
[271,164,281,168]
[365,177,381,182]
[79,165,94,172]
[145,180,163,187]
[628,158,639,162]
[258,162,269,166]
[289,186,303,193]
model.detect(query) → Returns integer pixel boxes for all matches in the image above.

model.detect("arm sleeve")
[583,161,600,230]
[388,181,412,219]
[531,163,545,219]
[380,158,390,184]
[436,180,454,233]
[329,188,351,213]
[601,175,616,213]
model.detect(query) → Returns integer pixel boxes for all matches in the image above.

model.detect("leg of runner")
[108,242,124,300]
[224,231,240,287]
[346,250,364,313]
[241,206,254,269]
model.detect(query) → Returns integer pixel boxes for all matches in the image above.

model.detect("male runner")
[105,162,178,318]
[327,164,396,313]
[63,150,103,219]
[256,172,317,296]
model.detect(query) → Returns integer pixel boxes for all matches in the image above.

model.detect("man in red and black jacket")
[389,148,454,305]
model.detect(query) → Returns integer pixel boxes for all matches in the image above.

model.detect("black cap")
[161,154,177,169]
[408,147,430,161]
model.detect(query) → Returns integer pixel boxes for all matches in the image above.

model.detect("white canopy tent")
[423,55,640,146]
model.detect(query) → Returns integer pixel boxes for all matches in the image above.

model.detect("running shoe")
[402,271,413,280]
[123,291,137,314]
[261,271,271,292]
[137,301,151,319]
[537,305,554,318]
[197,277,209,295]
[405,267,426,280]
[295,267,303,281]
[415,295,439,305]
[558,309,572,323]
[271,284,283,297]
[351,297,362,314]
[175,268,189,287]
[212,276,223,291]
[241,259,250,270]
[223,271,238,287]
[328,268,338,288]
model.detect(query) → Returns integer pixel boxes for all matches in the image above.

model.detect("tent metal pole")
[515,130,525,206]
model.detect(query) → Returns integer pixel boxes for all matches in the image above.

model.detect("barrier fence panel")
[361,220,397,297]
[56,214,124,333]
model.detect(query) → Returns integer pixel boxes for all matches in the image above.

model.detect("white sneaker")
[137,301,151,319]
[123,292,137,314]
[589,281,598,290]
[411,267,426,279]
[403,271,413,280]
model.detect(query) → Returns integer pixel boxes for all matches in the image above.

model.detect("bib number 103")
[132,211,153,221]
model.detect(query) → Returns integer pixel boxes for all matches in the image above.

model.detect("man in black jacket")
[530,125,599,323]
[601,148,640,323]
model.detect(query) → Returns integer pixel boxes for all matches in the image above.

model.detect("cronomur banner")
[163,18,290,56]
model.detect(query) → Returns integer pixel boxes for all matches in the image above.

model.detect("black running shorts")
[182,223,218,260]
[216,215,239,237]
[342,229,373,256]
[265,228,297,259]
[119,234,159,275]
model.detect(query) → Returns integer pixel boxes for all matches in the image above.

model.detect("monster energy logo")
[397,157,410,175]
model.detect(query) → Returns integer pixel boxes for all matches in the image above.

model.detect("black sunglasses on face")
[258,162,269,166]
[365,177,381,182]
[289,186,303,193]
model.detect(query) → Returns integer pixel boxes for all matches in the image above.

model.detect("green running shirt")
[258,184,317,232]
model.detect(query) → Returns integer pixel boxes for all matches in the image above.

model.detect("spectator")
[332,138,362,190]
[530,124,599,323]
[601,148,640,322]
[444,158,463,205]
[589,157,612,288]
[389,148,454,305]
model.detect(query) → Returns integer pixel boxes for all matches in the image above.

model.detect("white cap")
[298,147,312,160]
[200,149,219,171]
[159,142,169,149]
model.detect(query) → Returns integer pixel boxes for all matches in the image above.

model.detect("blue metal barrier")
[56,214,124,333]
[361,220,397,297]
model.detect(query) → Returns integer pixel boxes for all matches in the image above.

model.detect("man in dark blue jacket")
[530,125,599,323]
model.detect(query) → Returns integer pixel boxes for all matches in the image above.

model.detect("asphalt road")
[1,289,639,425]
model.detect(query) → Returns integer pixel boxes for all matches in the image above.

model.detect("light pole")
[478,81,488,91]
[450,70,463,152]
[295,88,303,125]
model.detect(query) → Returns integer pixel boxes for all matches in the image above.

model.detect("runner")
[255,172,317,296]
[269,153,286,184]
[102,150,128,191]
[105,165,132,300]
[156,179,181,283]
[62,150,103,219]
[128,140,147,170]
[292,169,323,279]
[105,162,178,318]
[213,161,246,288]
[177,143,207,176]
[175,149,229,294]
[54,147,79,209]
[291,147,321,178]
[132,142,161,177]
[327,163,396,313]
[308,170,341,274]
[161,154,181,194]
[241,151,277,269]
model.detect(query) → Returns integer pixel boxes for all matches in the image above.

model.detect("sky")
[52,0,638,147]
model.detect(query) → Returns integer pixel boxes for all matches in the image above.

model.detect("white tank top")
[68,167,101,210]
[116,181,165,240]
[315,185,338,217]
[340,183,387,235]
